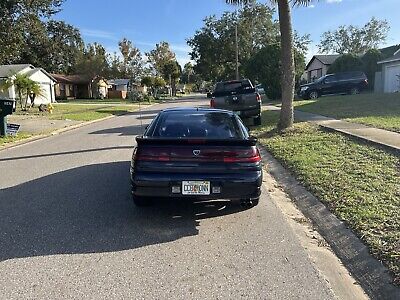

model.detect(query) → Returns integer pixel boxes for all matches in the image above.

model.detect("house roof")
[51,74,92,84]
[0,64,33,78]
[378,51,400,64]
[108,79,130,86]
[305,55,341,70]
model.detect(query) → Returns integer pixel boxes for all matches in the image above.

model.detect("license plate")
[182,181,210,195]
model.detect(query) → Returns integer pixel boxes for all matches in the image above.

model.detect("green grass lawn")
[57,98,155,105]
[1,104,140,146]
[254,110,400,283]
[50,104,139,121]
[0,133,32,147]
[295,93,400,133]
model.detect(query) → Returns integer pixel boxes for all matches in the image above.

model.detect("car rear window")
[151,111,243,139]
[213,80,254,97]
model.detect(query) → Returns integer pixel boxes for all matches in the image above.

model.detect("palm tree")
[0,73,43,110]
[226,0,314,129]
[25,80,43,109]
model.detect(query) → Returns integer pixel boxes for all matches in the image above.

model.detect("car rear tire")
[309,91,319,100]
[132,194,151,207]
[349,87,360,95]
[254,114,262,126]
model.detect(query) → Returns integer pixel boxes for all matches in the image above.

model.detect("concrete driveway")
[0,95,339,299]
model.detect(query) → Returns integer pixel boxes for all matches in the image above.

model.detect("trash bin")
[0,97,16,137]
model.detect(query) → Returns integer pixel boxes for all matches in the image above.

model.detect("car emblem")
[193,150,201,156]
[232,96,238,101]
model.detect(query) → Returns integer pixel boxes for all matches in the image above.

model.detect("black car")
[130,108,262,207]
[208,79,262,125]
[299,71,368,100]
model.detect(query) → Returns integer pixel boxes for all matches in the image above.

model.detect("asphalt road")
[0,96,335,299]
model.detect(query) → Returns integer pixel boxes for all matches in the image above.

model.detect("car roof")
[161,107,234,115]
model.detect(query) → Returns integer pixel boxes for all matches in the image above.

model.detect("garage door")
[384,64,400,93]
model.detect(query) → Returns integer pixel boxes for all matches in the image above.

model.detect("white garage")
[378,50,400,93]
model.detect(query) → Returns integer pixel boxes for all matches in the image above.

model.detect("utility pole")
[235,8,239,80]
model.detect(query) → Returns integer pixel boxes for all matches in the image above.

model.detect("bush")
[327,54,364,74]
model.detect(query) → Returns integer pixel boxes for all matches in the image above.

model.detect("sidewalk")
[262,105,400,152]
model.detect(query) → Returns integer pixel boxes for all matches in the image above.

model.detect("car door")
[321,75,337,95]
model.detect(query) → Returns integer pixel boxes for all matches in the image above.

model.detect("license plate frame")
[182,181,210,195]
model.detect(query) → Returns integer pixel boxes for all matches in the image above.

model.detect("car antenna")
[138,94,143,129]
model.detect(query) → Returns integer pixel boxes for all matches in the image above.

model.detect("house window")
[316,68,322,78]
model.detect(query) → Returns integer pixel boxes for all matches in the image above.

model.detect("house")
[51,74,108,100]
[376,49,400,93]
[0,64,56,104]
[107,79,130,99]
[303,55,342,82]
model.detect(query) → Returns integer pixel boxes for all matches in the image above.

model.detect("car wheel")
[309,91,319,99]
[132,194,151,207]
[254,114,262,126]
[349,87,360,95]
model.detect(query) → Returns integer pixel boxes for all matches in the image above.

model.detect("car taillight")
[135,146,261,163]
[135,147,171,162]
[210,99,215,108]
[256,93,261,103]
[223,147,261,163]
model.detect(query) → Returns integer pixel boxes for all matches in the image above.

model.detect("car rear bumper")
[237,107,261,118]
[131,171,262,200]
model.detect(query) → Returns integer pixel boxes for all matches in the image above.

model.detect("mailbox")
[0,98,15,115]
[0,97,16,137]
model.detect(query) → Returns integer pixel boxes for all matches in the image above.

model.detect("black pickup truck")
[208,79,262,125]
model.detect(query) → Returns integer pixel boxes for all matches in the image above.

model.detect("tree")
[146,42,176,76]
[318,17,390,55]
[73,43,109,78]
[0,0,64,64]
[361,49,383,89]
[245,44,305,100]
[140,76,166,98]
[327,54,364,74]
[44,20,84,73]
[118,38,145,81]
[181,62,195,84]
[163,61,181,96]
[226,0,313,129]
[188,2,280,82]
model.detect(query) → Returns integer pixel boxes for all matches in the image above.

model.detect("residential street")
[0,95,337,299]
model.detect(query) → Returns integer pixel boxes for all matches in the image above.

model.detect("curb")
[0,103,156,152]
[259,146,399,300]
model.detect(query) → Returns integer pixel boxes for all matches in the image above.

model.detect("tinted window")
[152,111,243,139]
[213,80,254,96]
[324,75,336,83]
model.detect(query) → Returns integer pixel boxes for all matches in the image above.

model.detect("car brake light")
[256,93,261,103]
[135,146,261,163]
[210,99,215,108]
[223,147,261,163]
[135,147,171,162]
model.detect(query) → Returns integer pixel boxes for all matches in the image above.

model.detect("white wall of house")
[306,59,330,82]
[25,70,55,104]
[382,61,400,93]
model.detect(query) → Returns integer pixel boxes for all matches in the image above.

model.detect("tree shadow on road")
[0,161,246,261]
[89,125,146,136]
